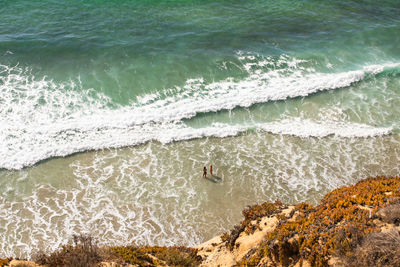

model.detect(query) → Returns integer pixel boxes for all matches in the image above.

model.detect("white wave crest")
[0,58,396,170]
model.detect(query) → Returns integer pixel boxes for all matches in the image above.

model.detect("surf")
[0,57,398,170]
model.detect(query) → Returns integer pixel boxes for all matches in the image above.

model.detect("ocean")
[1,0,400,258]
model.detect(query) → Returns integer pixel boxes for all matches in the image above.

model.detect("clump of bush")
[111,246,201,266]
[30,235,201,267]
[32,234,100,267]
[238,176,400,266]
[377,203,400,225]
[0,258,11,267]
[338,230,400,267]
[109,246,154,265]
[333,223,365,260]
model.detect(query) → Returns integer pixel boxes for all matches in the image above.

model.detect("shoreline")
[2,176,400,266]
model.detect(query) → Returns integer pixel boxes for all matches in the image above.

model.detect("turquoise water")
[1,0,400,258]
[2,0,399,104]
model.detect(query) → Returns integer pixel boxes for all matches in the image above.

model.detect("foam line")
[0,119,392,170]
[0,58,397,169]
[256,119,392,138]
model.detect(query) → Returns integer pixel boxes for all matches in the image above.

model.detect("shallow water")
[1,132,400,257]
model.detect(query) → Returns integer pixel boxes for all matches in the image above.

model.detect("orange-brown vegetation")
[0,258,11,267]
[111,246,201,266]
[231,176,400,266]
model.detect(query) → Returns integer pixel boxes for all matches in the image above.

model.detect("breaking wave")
[0,55,397,170]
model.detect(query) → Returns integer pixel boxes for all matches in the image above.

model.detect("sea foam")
[0,56,397,170]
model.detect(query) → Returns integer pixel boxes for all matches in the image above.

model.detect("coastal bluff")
[2,176,400,267]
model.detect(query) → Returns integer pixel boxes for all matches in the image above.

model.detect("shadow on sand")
[205,175,223,183]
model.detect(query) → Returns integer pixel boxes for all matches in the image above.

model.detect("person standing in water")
[203,166,207,178]
[209,164,213,176]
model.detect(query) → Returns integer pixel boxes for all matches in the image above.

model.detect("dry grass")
[377,203,400,225]
[338,230,400,267]
[110,246,201,266]
[333,224,365,263]
[32,234,100,267]
[30,234,201,266]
